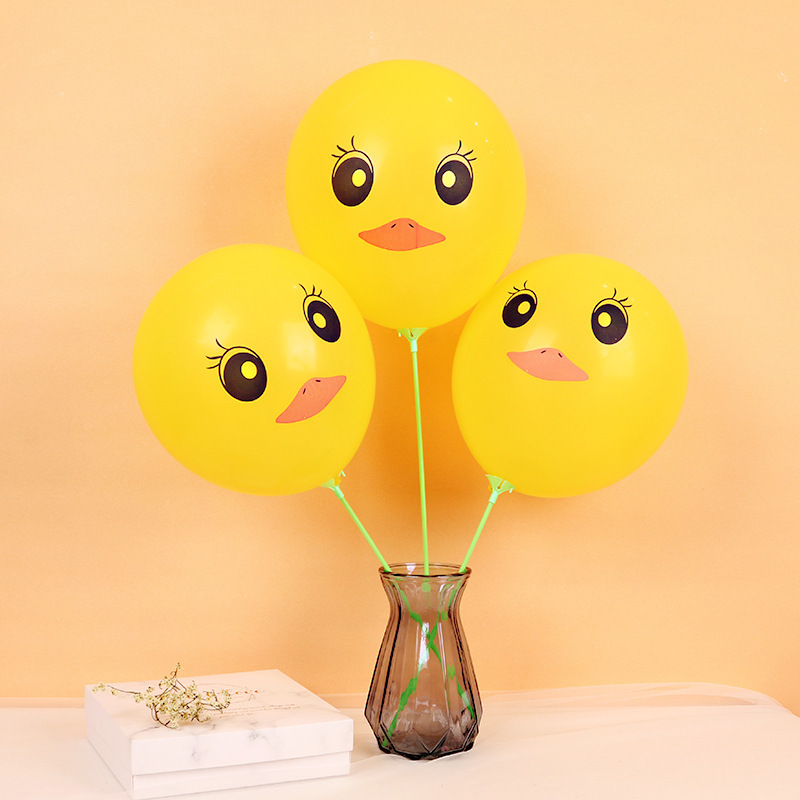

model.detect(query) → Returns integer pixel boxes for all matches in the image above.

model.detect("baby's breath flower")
[92,664,231,729]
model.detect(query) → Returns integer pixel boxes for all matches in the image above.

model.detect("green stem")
[459,476,514,573]
[382,620,437,744]
[399,328,429,575]
[323,478,390,572]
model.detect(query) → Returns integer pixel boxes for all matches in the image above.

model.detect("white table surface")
[4,683,800,799]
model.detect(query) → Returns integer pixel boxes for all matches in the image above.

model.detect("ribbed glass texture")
[365,563,481,759]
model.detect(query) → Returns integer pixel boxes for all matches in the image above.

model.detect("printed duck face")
[452,254,688,497]
[133,245,375,496]
[286,60,526,330]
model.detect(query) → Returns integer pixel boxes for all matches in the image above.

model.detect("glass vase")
[365,562,482,759]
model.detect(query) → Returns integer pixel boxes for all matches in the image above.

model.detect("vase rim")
[380,562,470,578]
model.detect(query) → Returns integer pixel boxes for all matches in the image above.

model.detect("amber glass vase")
[364,562,481,759]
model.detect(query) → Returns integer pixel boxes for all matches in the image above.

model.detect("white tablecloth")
[4,683,800,799]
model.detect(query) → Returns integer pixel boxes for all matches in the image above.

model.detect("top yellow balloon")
[286,60,526,330]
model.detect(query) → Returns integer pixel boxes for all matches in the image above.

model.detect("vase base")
[376,731,478,760]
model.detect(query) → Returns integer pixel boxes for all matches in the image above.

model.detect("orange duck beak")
[358,218,445,251]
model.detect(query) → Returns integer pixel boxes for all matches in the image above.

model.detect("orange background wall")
[4,1,800,710]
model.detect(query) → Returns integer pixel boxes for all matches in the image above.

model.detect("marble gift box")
[85,669,353,799]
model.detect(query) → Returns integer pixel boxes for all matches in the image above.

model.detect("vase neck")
[380,568,469,615]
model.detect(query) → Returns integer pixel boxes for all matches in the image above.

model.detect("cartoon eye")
[332,138,374,206]
[301,285,341,343]
[502,284,538,328]
[435,143,475,205]
[591,292,631,345]
[207,342,268,402]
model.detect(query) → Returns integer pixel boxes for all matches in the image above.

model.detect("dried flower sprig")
[93,663,231,729]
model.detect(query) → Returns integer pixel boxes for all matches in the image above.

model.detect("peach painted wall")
[4,1,800,711]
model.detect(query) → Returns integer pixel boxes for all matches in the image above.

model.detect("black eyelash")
[299,283,324,300]
[508,280,531,296]
[455,140,477,162]
[332,136,358,159]
[206,338,226,369]
[610,288,632,308]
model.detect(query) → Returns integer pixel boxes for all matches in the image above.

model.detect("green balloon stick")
[323,476,390,572]
[460,476,514,572]
[399,328,429,575]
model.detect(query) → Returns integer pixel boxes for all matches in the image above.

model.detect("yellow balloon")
[133,245,375,495]
[452,254,688,497]
[286,60,526,330]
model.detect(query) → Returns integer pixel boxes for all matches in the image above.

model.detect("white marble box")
[85,669,353,799]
